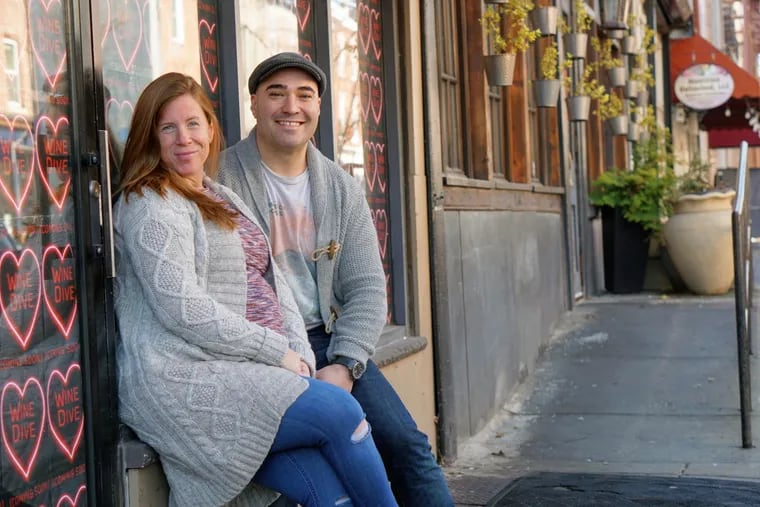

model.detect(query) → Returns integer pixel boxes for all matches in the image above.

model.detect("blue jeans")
[254,377,397,507]
[309,327,454,507]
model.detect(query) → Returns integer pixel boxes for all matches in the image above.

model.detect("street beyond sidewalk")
[445,295,760,505]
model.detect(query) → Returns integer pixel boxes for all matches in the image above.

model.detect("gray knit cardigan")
[113,178,315,507]
[218,130,387,368]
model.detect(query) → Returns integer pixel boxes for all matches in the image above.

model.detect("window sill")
[374,325,428,368]
[444,175,565,195]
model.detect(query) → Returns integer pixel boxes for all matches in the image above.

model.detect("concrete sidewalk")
[444,294,760,505]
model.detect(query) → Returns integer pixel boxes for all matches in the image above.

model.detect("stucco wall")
[441,210,569,446]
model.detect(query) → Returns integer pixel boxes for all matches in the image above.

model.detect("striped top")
[236,214,286,335]
[207,187,286,334]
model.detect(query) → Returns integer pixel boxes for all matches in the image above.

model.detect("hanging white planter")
[621,35,640,55]
[484,53,517,87]
[533,79,561,107]
[607,66,626,87]
[627,122,640,142]
[529,6,559,36]
[636,88,649,107]
[624,80,639,99]
[606,115,628,136]
[603,28,626,40]
[567,95,591,121]
[563,33,588,59]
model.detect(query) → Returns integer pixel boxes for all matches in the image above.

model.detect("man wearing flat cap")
[219,52,453,505]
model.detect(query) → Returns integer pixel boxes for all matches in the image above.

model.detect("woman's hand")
[282,348,305,374]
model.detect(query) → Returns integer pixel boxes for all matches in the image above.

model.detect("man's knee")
[351,418,370,443]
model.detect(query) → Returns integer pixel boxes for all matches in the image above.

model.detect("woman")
[113,72,397,507]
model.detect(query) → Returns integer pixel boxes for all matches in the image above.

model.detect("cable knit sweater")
[114,178,315,507]
[218,130,387,367]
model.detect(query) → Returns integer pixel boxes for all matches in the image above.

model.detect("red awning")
[670,35,760,104]
[707,128,760,148]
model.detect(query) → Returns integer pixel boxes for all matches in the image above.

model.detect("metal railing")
[732,140,753,448]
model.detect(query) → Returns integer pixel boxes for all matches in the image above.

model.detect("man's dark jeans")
[308,326,454,506]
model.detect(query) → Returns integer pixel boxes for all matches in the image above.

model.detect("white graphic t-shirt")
[261,163,322,328]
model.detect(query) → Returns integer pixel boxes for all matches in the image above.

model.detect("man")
[218,52,453,506]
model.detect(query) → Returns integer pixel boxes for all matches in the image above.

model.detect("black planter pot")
[601,206,650,294]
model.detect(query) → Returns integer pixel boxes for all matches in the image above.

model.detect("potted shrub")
[480,1,541,86]
[561,0,593,59]
[663,157,737,295]
[592,36,625,87]
[533,38,561,107]
[589,123,676,293]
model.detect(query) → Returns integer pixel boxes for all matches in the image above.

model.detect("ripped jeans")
[254,377,398,507]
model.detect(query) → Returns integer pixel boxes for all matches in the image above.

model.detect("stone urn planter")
[663,190,736,295]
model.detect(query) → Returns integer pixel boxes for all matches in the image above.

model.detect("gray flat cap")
[248,52,327,96]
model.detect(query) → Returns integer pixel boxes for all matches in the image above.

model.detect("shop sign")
[674,64,734,110]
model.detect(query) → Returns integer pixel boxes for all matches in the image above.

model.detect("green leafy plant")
[676,157,712,196]
[590,122,676,236]
[480,1,541,55]
[539,39,559,79]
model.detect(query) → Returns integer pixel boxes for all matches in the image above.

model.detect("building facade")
[7,0,757,504]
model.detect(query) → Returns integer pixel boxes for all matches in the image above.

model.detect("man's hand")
[316,363,354,392]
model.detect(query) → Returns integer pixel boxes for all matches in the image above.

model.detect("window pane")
[236,1,299,135]
[330,0,395,323]
[99,0,220,171]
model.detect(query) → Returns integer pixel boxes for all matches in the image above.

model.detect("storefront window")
[100,0,222,173]
[236,0,300,135]
[237,0,398,323]
[330,0,394,322]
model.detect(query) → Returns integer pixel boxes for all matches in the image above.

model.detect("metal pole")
[733,140,753,448]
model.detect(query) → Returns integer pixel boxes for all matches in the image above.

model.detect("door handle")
[96,129,116,279]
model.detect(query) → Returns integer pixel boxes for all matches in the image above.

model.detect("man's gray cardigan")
[114,179,315,506]
[218,130,387,368]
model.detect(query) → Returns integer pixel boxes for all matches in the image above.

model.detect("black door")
[0,0,120,505]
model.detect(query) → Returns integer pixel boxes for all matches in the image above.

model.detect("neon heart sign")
[0,114,35,212]
[199,20,219,93]
[1,377,46,481]
[42,244,77,338]
[55,484,86,507]
[29,0,68,92]
[47,363,84,461]
[0,249,42,351]
[109,0,143,72]
[35,115,71,210]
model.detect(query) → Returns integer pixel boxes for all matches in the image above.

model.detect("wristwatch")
[332,356,365,380]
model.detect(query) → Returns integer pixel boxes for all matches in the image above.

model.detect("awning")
[670,35,760,104]
[708,128,760,148]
